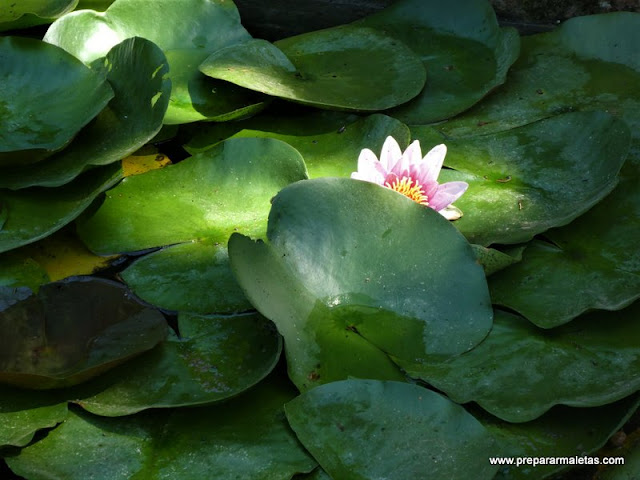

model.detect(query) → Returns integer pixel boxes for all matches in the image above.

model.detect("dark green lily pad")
[0,0,77,23]
[73,312,281,415]
[0,386,68,447]
[490,240,639,328]
[229,177,492,391]
[398,304,640,422]
[0,162,121,255]
[0,36,170,189]
[483,394,640,479]
[436,13,640,141]
[354,0,520,124]
[121,241,252,314]
[200,26,425,111]
[44,0,265,124]
[0,277,167,389]
[285,379,498,480]
[489,155,640,327]
[185,112,410,179]
[0,36,113,167]
[7,374,316,479]
[472,244,525,276]
[413,111,630,245]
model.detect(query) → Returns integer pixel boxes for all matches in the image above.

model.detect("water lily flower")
[351,136,468,220]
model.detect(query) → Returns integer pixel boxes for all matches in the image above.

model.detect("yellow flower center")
[385,176,429,206]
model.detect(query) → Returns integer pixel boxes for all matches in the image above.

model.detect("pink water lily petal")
[429,181,469,211]
[351,148,387,183]
[417,144,448,185]
[379,136,402,171]
[394,140,421,177]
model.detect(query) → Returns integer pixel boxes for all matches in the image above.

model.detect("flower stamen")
[385,176,429,206]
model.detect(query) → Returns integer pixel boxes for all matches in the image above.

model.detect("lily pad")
[0,386,68,447]
[397,304,640,422]
[73,312,281,415]
[0,162,121,255]
[121,241,251,314]
[412,111,630,245]
[0,37,170,189]
[0,277,167,389]
[77,137,306,314]
[482,394,640,479]
[77,137,307,253]
[200,26,426,111]
[0,36,113,167]
[285,379,498,480]
[7,374,316,480]
[44,0,265,124]
[354,0,520,124]
[0,0,77,23]
[489,156,640,327]
[185,112,411,179]
[436,13,640,141]
[490,241,640,328]
[229,177,492,391]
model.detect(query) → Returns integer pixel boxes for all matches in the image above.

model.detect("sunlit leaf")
[44,0,265,124]
[413,111,630,245]
[354,0,520,123]
[0,36,112,167]
[0,37,170,189]
[184,112,410,179]
[200,26,425,111]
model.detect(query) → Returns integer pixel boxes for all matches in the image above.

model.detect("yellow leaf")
[122,145,172,177]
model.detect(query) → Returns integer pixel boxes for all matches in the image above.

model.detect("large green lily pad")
[0,277,167,389]
[229,177,492,391]
[0,387,68,448]
[0,36,170,189]
[483,394,640,479]
[44,0,264,124]
[77,137,307,253]
[489,161,640,327]
[398,304,640,422]
[354,0,520,124]
[200,26,425,111]
[121,241,252,314]
[73,312,281,415]
[185,112,410,179]
[77,137,306,314]
[0,162,121,255]
[285,379,498,480]
[413,111,630,245]
[0,0,77,22]
[436,13,640,141]
[7,375,316,480]
[0,36,113,167]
